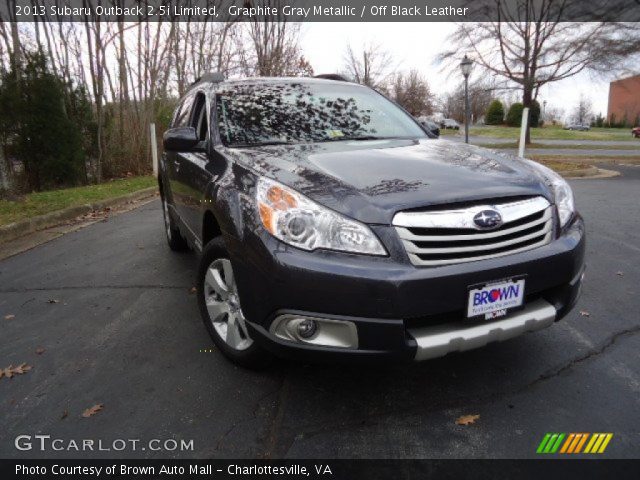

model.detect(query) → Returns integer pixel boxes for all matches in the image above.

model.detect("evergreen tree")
[506,103,524,127]
[530,100,541,128]
[1,52,86,190]
[485,100,504,125]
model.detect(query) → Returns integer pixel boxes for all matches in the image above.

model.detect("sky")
[299,23,614,120]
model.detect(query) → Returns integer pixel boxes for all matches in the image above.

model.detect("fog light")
[270,314,358,348]
[297,319,317,338]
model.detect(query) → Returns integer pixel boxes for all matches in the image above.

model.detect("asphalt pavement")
[1,165,639,459]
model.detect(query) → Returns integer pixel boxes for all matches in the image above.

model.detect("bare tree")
[392,70,434,117]
[243,1,308,77]
[439,78,497,123]
[439,0,640,143]
[571,94,593,125]
[343,43,394,89]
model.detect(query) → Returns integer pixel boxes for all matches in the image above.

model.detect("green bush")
[485,100,504,125]
[506,102,524,127]
[530,100,541,128]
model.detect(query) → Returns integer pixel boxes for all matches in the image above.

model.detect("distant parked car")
[563,124,590,131]
[632,127,640,138]
[440,118,460,130]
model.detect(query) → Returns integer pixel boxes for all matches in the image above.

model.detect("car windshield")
[215,81,427,147]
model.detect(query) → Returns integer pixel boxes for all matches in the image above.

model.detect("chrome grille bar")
[393,197,554,267]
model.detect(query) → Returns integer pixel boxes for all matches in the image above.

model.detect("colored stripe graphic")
[574,433,589,453]
[584,433,614,454]
[538,433,613,454]
[537,433,552,453]
[584,434,599,453]
[537,433,565,453]
[559,434,574,453]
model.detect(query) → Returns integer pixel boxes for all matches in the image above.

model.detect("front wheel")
[197,238,272,368]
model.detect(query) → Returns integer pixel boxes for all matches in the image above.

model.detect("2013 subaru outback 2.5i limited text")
[159,74,585,368]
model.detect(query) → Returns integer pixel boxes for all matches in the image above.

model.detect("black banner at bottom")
[2,459,640,480]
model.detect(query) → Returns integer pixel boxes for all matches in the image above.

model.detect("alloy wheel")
[203,259,253,351]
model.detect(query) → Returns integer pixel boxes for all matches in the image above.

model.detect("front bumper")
[230,216,585,362]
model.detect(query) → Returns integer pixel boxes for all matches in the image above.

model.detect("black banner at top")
[1,0,639,22]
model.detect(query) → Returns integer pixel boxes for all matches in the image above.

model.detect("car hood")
[226,138,552,225]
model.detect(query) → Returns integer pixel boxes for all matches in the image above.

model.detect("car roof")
[193,76,364,94]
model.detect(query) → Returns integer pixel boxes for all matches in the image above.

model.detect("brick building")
[607,74,640,126]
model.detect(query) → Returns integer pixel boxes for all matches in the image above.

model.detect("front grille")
[393,196,554,266]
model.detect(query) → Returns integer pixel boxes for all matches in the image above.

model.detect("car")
[563,124,590,131]
[632,127,640,138]
[159,74,585,368]
[440,118,460,130]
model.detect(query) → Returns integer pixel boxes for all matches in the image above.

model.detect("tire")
[197,237,272,368]
[160,191,189,251]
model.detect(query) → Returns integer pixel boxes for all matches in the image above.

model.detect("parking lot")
[1,165,639,459]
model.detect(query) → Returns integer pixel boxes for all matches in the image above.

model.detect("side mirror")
[163,127,199,151]
[420,122,440,138]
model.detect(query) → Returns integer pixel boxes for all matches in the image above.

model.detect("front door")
[174,91,214,247]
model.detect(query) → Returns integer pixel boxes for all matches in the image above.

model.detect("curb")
[0,187,158,244]
[560,166,599,178]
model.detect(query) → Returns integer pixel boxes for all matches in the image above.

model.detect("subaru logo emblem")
[473,209,502,230]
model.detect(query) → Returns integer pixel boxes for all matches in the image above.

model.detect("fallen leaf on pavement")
[455,414,480,426]
[61,410,68,420]
[4,314,15,320]
[82,404,104,418]
[579,310,590,317]
[47,299,59,304]
[35,347,46,355]
[0,363,33,380]
[189,287,197,294]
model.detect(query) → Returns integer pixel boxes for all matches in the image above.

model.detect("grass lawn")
[530,154,640,165]
[478,142,640,150]
[439,128,460,136]
[470,125,634,141]
[0,176,156,226]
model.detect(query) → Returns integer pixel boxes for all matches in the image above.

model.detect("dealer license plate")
[467,278,526,319]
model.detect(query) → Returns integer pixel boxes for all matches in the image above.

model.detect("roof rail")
[191,72,225,87]
[314,74,350,82]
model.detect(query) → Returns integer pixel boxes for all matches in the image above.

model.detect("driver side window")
[190,92,209,142]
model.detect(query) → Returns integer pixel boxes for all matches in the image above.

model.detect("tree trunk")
[0,144,11,191]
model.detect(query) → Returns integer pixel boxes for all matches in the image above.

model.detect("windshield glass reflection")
[216,81,426,147]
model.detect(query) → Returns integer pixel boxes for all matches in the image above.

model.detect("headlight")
[525,160,575,227]
[256,177,386,256]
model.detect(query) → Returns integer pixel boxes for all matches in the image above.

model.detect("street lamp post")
[460,55,473,144]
